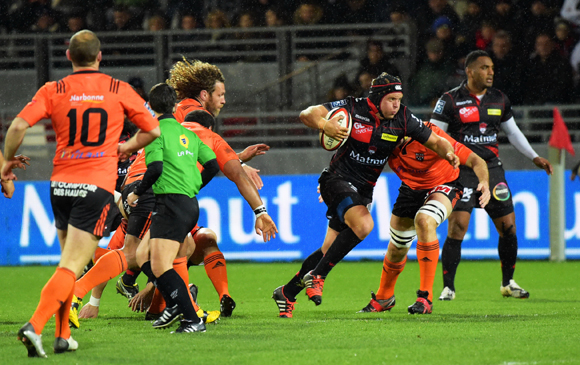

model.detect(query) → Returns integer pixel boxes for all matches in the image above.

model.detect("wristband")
[253,204,267,217]
[239,159,247,167]
[89,295,100,307]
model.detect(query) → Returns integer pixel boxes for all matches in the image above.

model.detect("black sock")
[122,270,140,286]
[441,238,463,291]
[141,261,156,285]
[283,248,324,301]
[498,234,518,286]
[312,228,362,277]
[156,269,199,322]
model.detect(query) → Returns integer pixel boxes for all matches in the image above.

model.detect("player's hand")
[317,184,324,203]
[13,155,30,170]
[445,152,460,169]
[1,161,17,181]
[476,182,490,208]
[243,164,263,190]
[78,303,99,319]
[127,192,139,207]
[255,214,278,242]
[533,156,552,175]
[571,160,580,181]
[1,179,15,198]
[238,144,270,163]
[321,115,349,140]
[129,284,154,312]
[117,143,130,162]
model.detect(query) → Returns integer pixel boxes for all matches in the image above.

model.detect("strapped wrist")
[253,204,267,217]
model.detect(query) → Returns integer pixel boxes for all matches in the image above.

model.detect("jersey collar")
[71,70,101,75]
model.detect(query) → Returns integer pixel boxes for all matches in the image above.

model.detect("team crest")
[179,134,189,148]
[368,146,377,155]
[415,152,424,161]
[479,122,487,133]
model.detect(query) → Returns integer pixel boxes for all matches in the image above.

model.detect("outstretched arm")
[422,132,460,169]
[1,117,30,180]
[501,118,552,175]
[237,144,270,163]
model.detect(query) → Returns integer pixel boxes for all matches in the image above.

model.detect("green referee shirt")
[145,114,216,198]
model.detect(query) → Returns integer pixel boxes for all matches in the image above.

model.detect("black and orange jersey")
[388,122,473,190]
[174,98,205,122]
[124,148,147,186]
[17,70,159,193]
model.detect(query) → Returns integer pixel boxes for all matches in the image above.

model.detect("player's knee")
[351,218,374,240]
[415,200,448,230]
[389,227,417,249]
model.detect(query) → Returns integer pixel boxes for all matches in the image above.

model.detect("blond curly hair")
[166,58,225,100]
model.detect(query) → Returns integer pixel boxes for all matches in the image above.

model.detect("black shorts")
[392,180,463,219]
[454,164,514,219]
[122,180,155,238]
[318,169,372,232]
[50,181,115,238]
[150,194,199,243]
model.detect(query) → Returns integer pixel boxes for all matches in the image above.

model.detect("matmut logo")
[69,94,104,103]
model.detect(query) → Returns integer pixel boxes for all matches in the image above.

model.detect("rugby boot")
[438,286,456,301]
[116,276,139,300]
[152,305,182,329]
[408,290,433,314]
[303,271,325,306]
[172,319,207,333]
[69,295,82,329]
[501,280,530,299]
[17,322,47,358]
[220,294,236,317]
[358,291,396,313]
[272,285,296,318]
[53,336,78,353]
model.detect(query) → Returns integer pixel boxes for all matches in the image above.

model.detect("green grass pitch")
[1,260,579,364]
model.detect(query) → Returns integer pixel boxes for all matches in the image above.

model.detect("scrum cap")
[368,72,403,109]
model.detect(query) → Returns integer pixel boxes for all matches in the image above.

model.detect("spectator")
[409,38,454,107]
[203,9,233,62]
[240,0,281,26]
[179,12,200,30]
[554,18,577,58]
[490,30,523,104]
[475,20,497,52]
[518,0,557,55]
[106,5,141,31]
[457,0,487,48]
[357,40,400,80]
[63,13,86,33]
[354,70,373,98]
[233,12,263,62]
[265,7,285,26]
[293,2,323,26]
[324,0,378,25]
[432,16,459,62]
[414,0,460,64]
[522,33,574,105]
[30,9,60,33]
[147,13,166,31]
[9,0,54,33]
[326,74,354,102]
[492,0,519,38]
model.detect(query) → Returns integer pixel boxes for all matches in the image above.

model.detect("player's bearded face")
[379,92,403,119]
[471,56,494,89]
[207,82,226,116]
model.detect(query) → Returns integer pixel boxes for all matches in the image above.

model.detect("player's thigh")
[149,194,199,243]
[60,225,101,278]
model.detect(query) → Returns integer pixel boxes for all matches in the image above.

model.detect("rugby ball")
[319,107,352,151]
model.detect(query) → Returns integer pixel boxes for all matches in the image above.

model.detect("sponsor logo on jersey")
[179,134,189,149]
[493,182,511,201]
[463,134,497,144]
[368,146,377,155]
[459,106,480,123]
[415,152,424,161]
[381,133,397,142]
[59,149,105,160]
[330,99,347,108]
[395,85,402,90]
[69,94,105,103]
[434,99,445,114]
[144,101,156,117]
[487,108,501,116]
[349,150,386,166]
[456,100,472,106]
[352,122,372,143]
[429,185,452,195]
[354,114,370,122]
[479,122,487,133]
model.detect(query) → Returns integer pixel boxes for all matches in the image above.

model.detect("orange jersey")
[124,148,147,186]
[388,122,473,190]
[181,122,239,171]
[174,98,205,123]
[17,70,158,193]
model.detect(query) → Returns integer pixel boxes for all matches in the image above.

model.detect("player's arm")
[222,159,278,242]
[127,138,163,206]
[1,117,31,180]
[465,152,490,208]
[422,132,459,169]
[118,127,161,161]
[299,104,347,140]
[500,117,552,175]
[200,159,219,189]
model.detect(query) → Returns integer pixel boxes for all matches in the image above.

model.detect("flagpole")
[548,146,566,262]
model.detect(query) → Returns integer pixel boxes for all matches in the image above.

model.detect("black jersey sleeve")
[500,92,514,123]
[404,107,432,144]
[430,93,454,124]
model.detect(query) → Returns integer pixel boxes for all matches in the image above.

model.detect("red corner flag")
[549,107,575,156]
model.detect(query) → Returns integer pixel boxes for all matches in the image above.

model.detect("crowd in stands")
[3,0,580,107]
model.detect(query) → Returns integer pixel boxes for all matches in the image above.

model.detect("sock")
[417,240,440,302]
[94,247,109,262]
[156,269,199,322]
[148,288,167,314]
[498,234,518,286]
[106,219,127,250]
[441,238,463,291]
[312,228,362,277]
[283,248,323,301]
[29,267,76,335]
[54,287,74,339]
[122,269,141,286]
[376,256,407,300]
[141,261,156,285]
[173,257,200,312]
[203,251,229,299]
[74,250,127,299]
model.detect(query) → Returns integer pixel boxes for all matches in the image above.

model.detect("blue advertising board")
[1,171,579,266]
